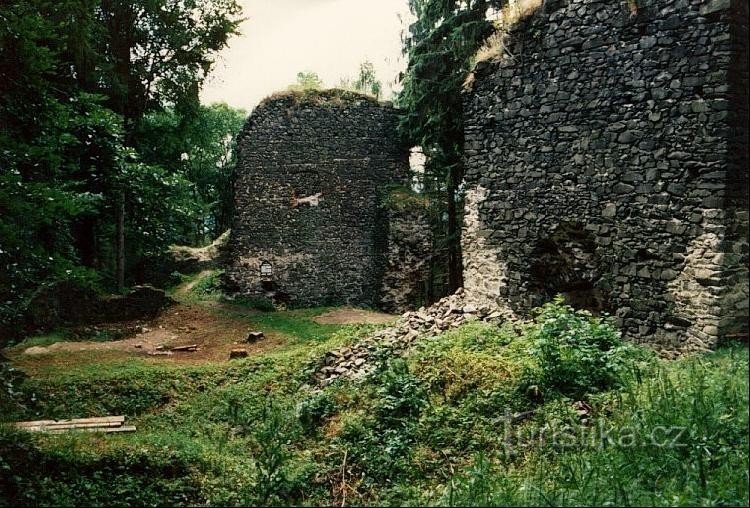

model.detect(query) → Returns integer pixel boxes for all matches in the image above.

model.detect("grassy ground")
[1,284,748,506]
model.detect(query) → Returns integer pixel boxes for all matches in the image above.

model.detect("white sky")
[200,0,412,111]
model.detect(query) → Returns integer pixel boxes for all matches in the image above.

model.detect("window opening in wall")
[260,261,273,278]
[527,223,611,313]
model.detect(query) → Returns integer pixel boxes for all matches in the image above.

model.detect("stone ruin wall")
[462,0,749,351]
[226,91,427,310]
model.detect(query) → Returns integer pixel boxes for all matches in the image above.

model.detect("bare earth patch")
[313,307,396,325]
[17,303,284,364]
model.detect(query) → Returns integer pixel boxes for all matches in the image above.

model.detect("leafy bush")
[298,391,337,434]
[0,361,27,420]
[524,296,641,399]
[224,395,310,506]
[189,270,224,298]
[374,359,428,425]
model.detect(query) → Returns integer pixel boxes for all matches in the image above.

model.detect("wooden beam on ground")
[19,421,125,431]
[15,416,125,428]
[44,425,136,434]
[170,344,198,352]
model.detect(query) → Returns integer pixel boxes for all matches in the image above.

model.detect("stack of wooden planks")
[14,416,135,434]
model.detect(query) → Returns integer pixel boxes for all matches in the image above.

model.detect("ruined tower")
[226,90,425,309]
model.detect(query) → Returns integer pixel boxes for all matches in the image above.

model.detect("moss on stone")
[382,186,430,213]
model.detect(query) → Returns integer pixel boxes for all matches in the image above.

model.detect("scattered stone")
[312,289,516,387]
[229,349,249,359]
[147,351,173,357]
[246,331,265,343]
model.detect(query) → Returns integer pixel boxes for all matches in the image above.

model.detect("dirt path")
[175,270,215,297]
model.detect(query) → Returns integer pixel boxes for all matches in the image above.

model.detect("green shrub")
[188,270,224,299]
[524,296,640,399]
[0,361,27,420]
[226,396,309,506]
[374,358,428,425]
[298,391,337,434]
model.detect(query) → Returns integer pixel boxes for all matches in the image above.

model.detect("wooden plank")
[19,422,122,430]
[170,344,198,352]
[44,425,136,434]
[15,416,125,428]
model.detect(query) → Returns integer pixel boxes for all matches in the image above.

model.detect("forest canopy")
[0,0,245,337]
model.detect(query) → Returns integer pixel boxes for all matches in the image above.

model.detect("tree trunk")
[103,0,136,291]
[116,191,125,292]
[72,216,99,268]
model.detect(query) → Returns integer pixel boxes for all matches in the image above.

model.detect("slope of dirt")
[16,304,283,365]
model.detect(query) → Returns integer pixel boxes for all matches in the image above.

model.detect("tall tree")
[397,0,503,294]
[338,61,383,98]
[0,0,124,334]
[96,0,242,288]
[351,61,383,99]
[1,0,243,338]
[136,102,246,243]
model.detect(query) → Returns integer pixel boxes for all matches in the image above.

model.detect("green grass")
[1,302,747,507]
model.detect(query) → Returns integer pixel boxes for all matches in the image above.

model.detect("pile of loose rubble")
[312,289,516,386]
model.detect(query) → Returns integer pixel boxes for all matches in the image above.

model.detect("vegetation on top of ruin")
[256,88,384,110]
[472,0,544,67]
[256,61,387,110]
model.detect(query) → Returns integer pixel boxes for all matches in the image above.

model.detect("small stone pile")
[312,289,516,386]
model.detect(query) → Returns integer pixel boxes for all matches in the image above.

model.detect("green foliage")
[1,303,747,507]
[339,60,383,99]
[444,452,504,507]
[374,359,428,425]
[524,296,645,399]
[287,71,324,92]
[440,346,749,507]
[0,0,243,338]
[232,397,308,506]
[182,270,224,301]
[288,61,382,99]
[0,425,205,507]
[298,391,337,434]
[0,361,27,420]
[136,103,246,243]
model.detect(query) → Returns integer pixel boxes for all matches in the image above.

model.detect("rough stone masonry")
[226,90,429,310]
[462,0,749,351]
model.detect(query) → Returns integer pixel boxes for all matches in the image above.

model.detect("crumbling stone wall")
[380,193,433,313]
[462,0,749,351]
[226,90,418,309]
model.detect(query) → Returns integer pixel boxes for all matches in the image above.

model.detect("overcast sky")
[200,0,411,111]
